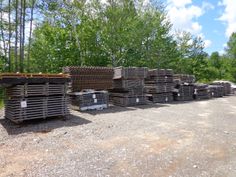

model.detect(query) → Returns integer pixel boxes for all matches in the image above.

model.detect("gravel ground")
[0,96,236,177]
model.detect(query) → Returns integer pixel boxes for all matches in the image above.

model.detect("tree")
[226,32,236,59]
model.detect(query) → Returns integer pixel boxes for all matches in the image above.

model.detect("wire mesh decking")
[63,66,114,92]
[68,90,109,111]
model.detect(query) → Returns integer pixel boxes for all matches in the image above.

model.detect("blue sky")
[164,0,236,55]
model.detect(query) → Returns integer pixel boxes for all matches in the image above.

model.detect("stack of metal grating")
[173,74,195,101]
[145,69,174,103]
[208,85,224,98]
[211,81,231,96]
[63,66,112,111]
[0,73,70,123]
[63,66,114,92]
[109,67,147,106]
[68,90,109,111]
[193,83,210,100]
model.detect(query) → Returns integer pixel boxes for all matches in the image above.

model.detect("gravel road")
[0,96,236,177]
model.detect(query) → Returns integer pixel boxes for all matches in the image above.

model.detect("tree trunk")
[8,0,11,72]
[21,0,26,72]
[14,0,18,72]
[0,0,7,60]
[19,0,23,72]
[27,0,35,72]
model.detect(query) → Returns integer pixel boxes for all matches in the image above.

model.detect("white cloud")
[166,0,214,49]
[218,0,236,37]
[166,1,214,35]
[167,0,192,7]
[204,39,212,48]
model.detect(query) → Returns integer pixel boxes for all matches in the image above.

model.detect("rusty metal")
[63,66,114,92]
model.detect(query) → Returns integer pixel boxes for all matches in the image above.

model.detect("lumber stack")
[63,66,114,92]
[193,83,210,100]
[0,73,70,123]
[208,85,224,98]
[145,69,174,103]
[109,67,147,106]
[68,90,109,111]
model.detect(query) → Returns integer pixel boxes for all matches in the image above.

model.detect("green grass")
[0,100,3,108]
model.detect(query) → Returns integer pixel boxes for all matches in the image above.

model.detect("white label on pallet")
[136,98,140,103]
[165,97,168,102]
[21,101,27,108]
[94,99,97,103]
[92,94,96,99]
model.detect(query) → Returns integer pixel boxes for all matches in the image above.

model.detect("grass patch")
[0,100,3,108]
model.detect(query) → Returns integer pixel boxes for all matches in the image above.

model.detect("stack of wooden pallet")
[0,73,70,123]
[109,67,147,106]
[145,69,174,103]
[68,90,109,111]
[173,74,195,101]
[63,66,114,92]
[193,83,210,100]
[208,85,224,98]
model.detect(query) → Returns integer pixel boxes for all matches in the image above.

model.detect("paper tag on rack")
[21,101,27,108]
[94,99,97,103]
[92,94,96,99]
[136,98,139,103]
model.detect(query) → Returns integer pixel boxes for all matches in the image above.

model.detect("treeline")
[0,0,236,82]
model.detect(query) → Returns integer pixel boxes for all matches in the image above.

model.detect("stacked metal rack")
[193,83,210,100]
[173,74,195,101]
[0,73,70,123]
[68,90,109,111]
[109,67,147,106]
[63,66,114,92]
[63,66,113,111]
[208,85,224,98]
[145,69,174,103]
[211,81,231,96]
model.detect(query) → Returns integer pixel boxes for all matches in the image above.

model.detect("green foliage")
[226,32,236,59]
[29,0,179,71]
[1,0,236,83]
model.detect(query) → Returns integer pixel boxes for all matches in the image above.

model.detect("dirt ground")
[0,96,236,177]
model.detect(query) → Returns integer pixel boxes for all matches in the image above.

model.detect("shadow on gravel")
[0,114,91,135]
[85,105,137,115]
[135,103,169,109]
[85,103,169,115]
